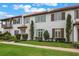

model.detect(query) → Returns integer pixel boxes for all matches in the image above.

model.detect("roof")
[0,5,79,21]
[73,22,79,25]
[0,15,22,21]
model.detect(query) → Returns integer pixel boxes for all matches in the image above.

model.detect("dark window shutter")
[51,14,54,21]
[52,29,55,38]
[61,28,64,38]
[62,12,65,20]
[76,10,79,19]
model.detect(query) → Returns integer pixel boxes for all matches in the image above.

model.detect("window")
[36,29,44,38]
[14,30,19,35]
[51,12,65,21]
[75,10,79,19]
[13,20,16,24]
[35,15,46,23]
[54,12,61,20]
[52,28,64,38]
[5,21,12,27]
[51,14,54,21]
[62,12,65,20]
[24,17,30,24]
[13,18,21,24]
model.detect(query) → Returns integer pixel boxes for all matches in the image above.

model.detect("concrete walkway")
[0,41,79,53]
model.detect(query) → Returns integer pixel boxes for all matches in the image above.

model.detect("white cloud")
[0,11,7,16]
[23,5,32,10]
[24,8,46,13]
[0,11,14,19]
[13,5,21,10]
[13,4,46,13]
[13,4,55,13]
[13,4,24,10]
[32,3,58,6]
[2,5,8,7]
[32,3,41,6]
[45,3,58,6]
[6,15,14,17]
[13,4,31,10]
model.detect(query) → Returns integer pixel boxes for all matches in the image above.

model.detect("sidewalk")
[0,41,79,53]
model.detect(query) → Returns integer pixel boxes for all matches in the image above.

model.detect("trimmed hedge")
[15,34,28,40]
[15,34,21,40]
[22,34,28,40]
[35,37,43,42]
[43,30,49,41]
[73,42,79,49]
[2,32,12,41]
[55,38,65,42]
[0,34,3,40]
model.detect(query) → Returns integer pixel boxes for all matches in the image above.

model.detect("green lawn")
[0,43,79,56]
[17,40,73,48]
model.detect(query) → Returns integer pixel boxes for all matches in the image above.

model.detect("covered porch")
[18,25,27,40]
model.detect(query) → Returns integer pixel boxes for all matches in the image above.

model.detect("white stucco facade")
[0,5,79,42]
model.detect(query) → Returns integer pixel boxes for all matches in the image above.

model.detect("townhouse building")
[0,5,79,42]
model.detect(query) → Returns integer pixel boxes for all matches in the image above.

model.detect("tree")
[30,20,34,40]
[66,14,72,42]
[43,30,49,41]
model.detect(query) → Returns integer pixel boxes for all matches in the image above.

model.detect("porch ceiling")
[73,22,79,25]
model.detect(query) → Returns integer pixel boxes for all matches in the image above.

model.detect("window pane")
[35,15,46,23]
[24,17,30,24]
[14,30,19,35]
[51,14,54,21]
[53,28,64,38]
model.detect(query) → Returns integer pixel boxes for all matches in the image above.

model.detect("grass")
[17,40,73,48]
[0,43,79,56]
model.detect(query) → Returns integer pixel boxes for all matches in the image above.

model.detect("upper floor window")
[51,14,54,21]
[35,15,46,23]
[13,17,21,24]
[51,12,65,21]
[62,12,65,20]
[24,17,30,24]
[75,10,79,19]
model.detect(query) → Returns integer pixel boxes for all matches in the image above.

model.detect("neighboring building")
[0,5,79,42]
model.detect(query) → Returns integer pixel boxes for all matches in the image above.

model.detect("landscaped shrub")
[66,14,72,42]
[0,33,3,40]
[11,36,17,42]
[2,32,12,41]
[73,42,79,49]
[15,34,21,40]
[43,30,49,41]
[35,37,43,42]
[3,31,11,36]
[22,34,28,40]
[30,20,34,40]
[55,38,65,42]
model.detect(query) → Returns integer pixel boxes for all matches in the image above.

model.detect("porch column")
[74,26,78,42]
[22,15,24,25]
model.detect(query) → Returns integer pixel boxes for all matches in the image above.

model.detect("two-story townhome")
[0,5,79,42]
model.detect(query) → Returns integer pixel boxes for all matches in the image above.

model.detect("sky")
[0,3,79,19]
